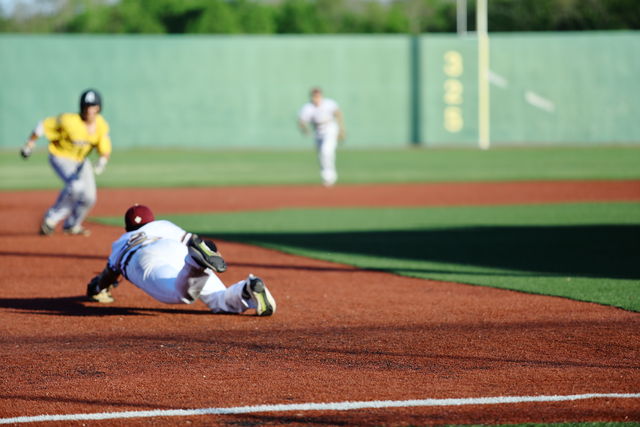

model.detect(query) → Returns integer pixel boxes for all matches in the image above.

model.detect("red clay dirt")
[1,181,639,426]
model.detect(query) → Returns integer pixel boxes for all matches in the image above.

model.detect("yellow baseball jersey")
[41,113,112,162]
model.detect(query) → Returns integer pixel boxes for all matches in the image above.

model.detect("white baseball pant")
[124,239,250,313]
[315,122,339,186]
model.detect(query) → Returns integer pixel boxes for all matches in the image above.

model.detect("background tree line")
[1,0,638,34]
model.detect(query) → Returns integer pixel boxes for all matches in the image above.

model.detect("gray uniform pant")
[45,154,96,229]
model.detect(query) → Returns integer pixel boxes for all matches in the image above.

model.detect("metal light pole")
[457,0,467,36]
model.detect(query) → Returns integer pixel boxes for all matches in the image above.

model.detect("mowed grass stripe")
[2,146,640,190]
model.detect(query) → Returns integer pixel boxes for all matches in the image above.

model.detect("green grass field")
[2,146,640,189]
[458,424,638,427]
[4,146,639,312]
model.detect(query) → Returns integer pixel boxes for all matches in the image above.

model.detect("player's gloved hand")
[87,276,115,303]
[94,156,108,175]
[87,275,104,296]
[87,264,120,302]
[20,144,33,159]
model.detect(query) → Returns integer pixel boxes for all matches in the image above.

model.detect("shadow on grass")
[205,224,640,280]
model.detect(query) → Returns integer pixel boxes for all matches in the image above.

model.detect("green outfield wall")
[424,31,640,147]
[0,34,410,149]
[0,32,638,149]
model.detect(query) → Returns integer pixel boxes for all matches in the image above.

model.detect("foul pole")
[477,0,490,149]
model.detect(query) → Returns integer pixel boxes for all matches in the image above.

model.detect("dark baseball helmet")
[124,205,155,231]
[80,89,102,112]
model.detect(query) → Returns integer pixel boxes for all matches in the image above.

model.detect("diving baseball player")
[86,205,276,316]
[298,87,345,187]
[20,89,111,236]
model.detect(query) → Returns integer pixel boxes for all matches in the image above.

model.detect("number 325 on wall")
[443,51,463,133]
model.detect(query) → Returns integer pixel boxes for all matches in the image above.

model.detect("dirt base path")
[1,181,639,426]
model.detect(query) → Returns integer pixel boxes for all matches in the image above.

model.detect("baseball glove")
[20,145,32,159]
[87,282,115,303]
[86,264,120,303]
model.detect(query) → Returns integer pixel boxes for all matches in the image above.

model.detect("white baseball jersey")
[108,220,191,279]
[107,220,250,313]
[298,98,340,137]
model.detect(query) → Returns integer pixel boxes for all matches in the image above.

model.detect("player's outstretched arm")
[87,263,120,303]
[335,109,346,141]
[20,131,38,159]
[298,118,310,135]
[94,155,109,175]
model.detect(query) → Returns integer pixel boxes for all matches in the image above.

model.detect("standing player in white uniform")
[298,87,346,187]
[86,205,276,316]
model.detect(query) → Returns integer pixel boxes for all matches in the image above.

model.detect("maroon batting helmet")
[124,204,154,231]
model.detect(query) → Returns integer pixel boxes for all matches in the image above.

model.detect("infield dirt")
[1,181,639,426]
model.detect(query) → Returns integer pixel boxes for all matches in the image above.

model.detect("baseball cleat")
[39,220,55,236]
[243,274,276,316]
[63,225,91,236]
[87,286,114,303]
[187,238,227,272]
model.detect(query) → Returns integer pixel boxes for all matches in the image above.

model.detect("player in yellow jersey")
[20,89,112,236]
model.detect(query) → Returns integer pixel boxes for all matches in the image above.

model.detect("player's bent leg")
[46,155,78,228]
[125,240,193,304]
[318,135,338,187]
[63,162,96,235]
[176,264,212,304]
[130,264,187,304]
[41,186,72,235]
[199,275,245,314]
[40,156,91,236]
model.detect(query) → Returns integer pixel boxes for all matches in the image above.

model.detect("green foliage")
[236,0,276,34]
[276,0,320,33]
[385,2,411,33]
[1,0,638,34]
[186,0,241,33]
[477,0,640,31]
[67,0,166,33]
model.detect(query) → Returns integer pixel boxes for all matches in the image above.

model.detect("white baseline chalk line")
[1,393,639,424]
